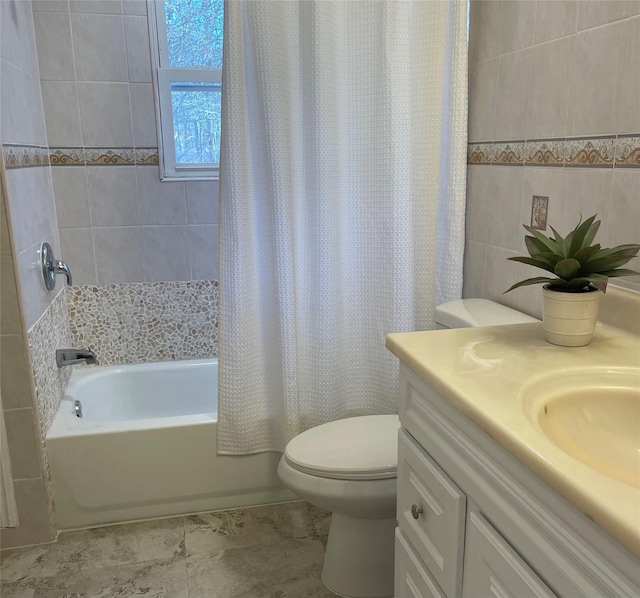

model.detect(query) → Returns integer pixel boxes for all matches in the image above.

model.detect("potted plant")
[505,215,640,347]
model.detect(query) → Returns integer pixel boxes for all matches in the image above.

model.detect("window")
[150,0,224,180]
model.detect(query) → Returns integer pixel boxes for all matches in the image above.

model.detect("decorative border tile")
[524,139,564,166]
[493,141,526,165]
[85,147,136,166]
[49,147,86,166]
[2,144,50,169]
[27,290,74,438]
[467,135,640,168]
[467,143,493,165]
[67,280,218,366]
[614,135,640,168]
[135,147,160,165]
[564,136,615,167]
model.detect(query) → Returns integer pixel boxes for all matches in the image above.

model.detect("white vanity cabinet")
[394,363,640,598]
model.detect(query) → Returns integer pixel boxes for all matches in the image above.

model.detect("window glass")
[164,0,224,68]
[171,81,222,165]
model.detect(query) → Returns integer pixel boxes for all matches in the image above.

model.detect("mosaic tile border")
[49,147,159,167]
[468,135,640,168]
[27,289,74,438]
[67,280,218,366]
[2,144,50,169]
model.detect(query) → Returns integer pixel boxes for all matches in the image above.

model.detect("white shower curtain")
[218,0,468,454]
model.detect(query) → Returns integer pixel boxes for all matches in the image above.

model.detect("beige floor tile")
[186,538,328,598]
[39,517,184,577]
[34,556,188,598]
[184,502,315,555]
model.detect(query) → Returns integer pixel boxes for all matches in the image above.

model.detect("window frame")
[148,0,222,181]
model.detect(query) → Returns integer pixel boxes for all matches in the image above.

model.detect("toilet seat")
[284,415,400,481]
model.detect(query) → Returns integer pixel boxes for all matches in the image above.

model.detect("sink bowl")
[521,369,640,488]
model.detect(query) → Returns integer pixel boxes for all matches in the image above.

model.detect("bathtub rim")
[47,357,218,439]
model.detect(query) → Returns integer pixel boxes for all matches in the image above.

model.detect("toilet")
[277,299,538,598]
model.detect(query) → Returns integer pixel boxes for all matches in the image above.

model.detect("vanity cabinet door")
[462,510,557,598]
[396,529,447,598]
[397,430,466,598]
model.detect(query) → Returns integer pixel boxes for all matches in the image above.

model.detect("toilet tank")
[435,299,539,329]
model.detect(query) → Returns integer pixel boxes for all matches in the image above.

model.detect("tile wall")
[465,0,640,319]
[33,0,219,286]
[0,175,55,549]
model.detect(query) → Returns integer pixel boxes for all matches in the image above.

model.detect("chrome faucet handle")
[41,243,73,290]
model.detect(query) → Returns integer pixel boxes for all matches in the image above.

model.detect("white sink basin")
[521,369,640,488]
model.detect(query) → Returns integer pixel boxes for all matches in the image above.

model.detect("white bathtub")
[46,358,294,529]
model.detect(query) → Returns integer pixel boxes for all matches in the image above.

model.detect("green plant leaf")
[523,225,561,255]
[550,226,569,258]
[573,244,600,265]
[525,235,550,257]
[566,274,608,292]
[585,251,640,273]
[582,218,601,248]
[504,277,558,293]
[507,256,556,273]
[598,268,640,278]
[586,244,640,262]
[554,258,581,279]
[568,214,597,255]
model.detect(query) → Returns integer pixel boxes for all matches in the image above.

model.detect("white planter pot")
[542,286,603,347]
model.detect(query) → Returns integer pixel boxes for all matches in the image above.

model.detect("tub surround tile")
[85,147,136,166]
[67,280,218,365]
[27,290,74,438]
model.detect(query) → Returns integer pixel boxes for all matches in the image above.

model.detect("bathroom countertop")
[386,322,640,558]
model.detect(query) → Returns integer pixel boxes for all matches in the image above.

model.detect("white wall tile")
[533,0,578,44]
[130,83,157,146]
[1,59,19,142]
[468,59,498,142]
[464,166,493,244]
[41,81,83,146]
[52,166,91,228]
[123,0,146,15]
[527,36,574,140]
[468,0,502,64]
[142,225,190,282]
[93,226,144,284]
[1,0,40,76]
[59,227,97,285]
[1,256,22,335]
[87,166,140,226]
[568,21,628,136]
[0,334,33,409]
[4,409,42,479]
[618,16,640,134]
[33,0,70,12]
[499,0,537,54]
[186,181,219,224]
[125,15,152,83]
[78,82,133,146]
[521,167,566,237]
[72,13,128,81]
[495,49,532,141]
[488,166,526,252]
[34,11,75,81]
[70,0,123,14]
[189,225,218,280]
[16,233,62,330]
[137,167,187,225]
[577,0,640,31]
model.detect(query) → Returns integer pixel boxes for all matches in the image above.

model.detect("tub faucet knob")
[56,348,98,367]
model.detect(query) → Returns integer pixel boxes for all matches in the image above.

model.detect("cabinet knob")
[411,504,424,519]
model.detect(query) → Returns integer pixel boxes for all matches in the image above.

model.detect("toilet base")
[321,513,396,598]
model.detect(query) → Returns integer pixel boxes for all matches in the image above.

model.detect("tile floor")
[0,501,335,598]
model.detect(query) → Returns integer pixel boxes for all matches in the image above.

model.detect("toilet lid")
[284,415,400,480]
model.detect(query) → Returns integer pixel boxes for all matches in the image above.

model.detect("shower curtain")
[218,0,468,454]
